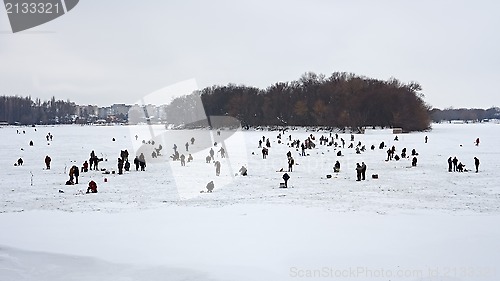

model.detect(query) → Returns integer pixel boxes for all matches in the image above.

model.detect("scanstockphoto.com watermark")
[128,79,249,200]
[289,266,497,279]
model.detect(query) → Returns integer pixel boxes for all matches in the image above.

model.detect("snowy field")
[1,123,499,281]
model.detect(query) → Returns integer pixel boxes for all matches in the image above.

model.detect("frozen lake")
[1,123,499,281]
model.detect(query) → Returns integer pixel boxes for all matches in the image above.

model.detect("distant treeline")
[0,95,76,125]
[169,72,432,132]
[430,107,500,122]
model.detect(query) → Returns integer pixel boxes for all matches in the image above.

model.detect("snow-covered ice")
[1,123,499,280]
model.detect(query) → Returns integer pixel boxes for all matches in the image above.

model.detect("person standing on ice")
[218,146,226,158]
[475,138,480,146]
[180,154,186,166]
[214,161,221,176]
[44,155,51,170]
[361,162,367,180]
[138,153,146,171]
[288,157,294,172]
[452,157,458,172]
[355,163,362,181]
[474,157,480,173]
[447,157,453,172]
[262,147,268,159]
[133,156,140,171]
[425,136,428,143]
[209,148,215,161]
[117,158,124,175]
[69,165,79,184]
[185,142,189,152]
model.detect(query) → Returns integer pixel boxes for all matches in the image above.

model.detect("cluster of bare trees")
[0,95,76,125]
[194,72,432,131]
[430,107,500,122]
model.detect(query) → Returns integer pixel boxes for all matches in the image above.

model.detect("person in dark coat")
[474,157,480,173]
[17,158,23,166]
[44,155,51,169]
[334,161,340,173]
[191,137,195,145]
[447,157,453,172]
[187,154,193,162]
[124,160,130,172]
[87,180,98,193]
[452,157,458,172]
[70,165,79,184]
[288,157,294,172]
[185,142,189,152]
[82,160,89,172]
[117,158,124,175]
[138,153,146,171]
[282,173,290,188]
[133,156,140,171]
[210,148,215,160]
[361,162,366,180]
[180,154,186,166]
[262,147,268,159]
[219,147,226,158]
[412,157,417,167]
[355,163,362,181]
[239,166,247,176]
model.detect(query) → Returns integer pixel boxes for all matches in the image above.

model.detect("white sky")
[1,0,499,108]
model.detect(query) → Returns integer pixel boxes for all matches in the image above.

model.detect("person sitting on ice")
[170,150,179,161]
[457,162,464,172]
[16,157,23,166]
[206,181,215,193]
[86,180,98,193]
[239,165,247,176]
[82,160,89,172]
[187,154,193,162]
[334,161,340,173]
[412,157,418,167]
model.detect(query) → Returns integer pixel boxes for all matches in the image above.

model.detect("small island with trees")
[1,72,499,131]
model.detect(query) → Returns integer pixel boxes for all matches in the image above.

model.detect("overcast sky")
[1,0,499,108]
